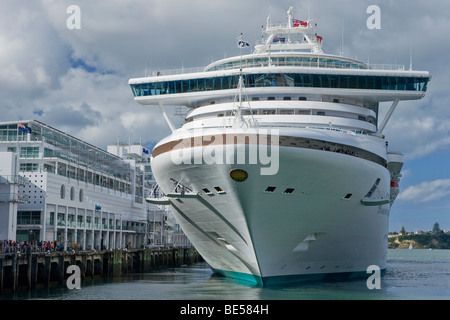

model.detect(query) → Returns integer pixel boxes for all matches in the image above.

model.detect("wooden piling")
[0,247,201,295]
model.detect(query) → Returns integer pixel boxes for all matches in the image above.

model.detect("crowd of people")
[322,145,360,157]
[0,240,82,254]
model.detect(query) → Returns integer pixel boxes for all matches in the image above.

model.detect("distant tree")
[432,222,441,234]
[400,226,406,234]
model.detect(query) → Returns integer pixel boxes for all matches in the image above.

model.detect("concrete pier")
[0,247,201,294]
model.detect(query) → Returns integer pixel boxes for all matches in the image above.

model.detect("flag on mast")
[18,123,32,133]
[238,40,249,48]
[238,40,250,48]
[237,33,249,48]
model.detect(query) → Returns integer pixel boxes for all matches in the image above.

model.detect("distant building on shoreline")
[0,120,189,250]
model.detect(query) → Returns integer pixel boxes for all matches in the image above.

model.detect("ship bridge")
[129,67,430,108]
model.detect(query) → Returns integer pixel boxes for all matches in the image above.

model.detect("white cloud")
[398,179,450,203]
[1,0,449,158]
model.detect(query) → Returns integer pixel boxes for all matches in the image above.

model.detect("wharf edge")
[0,246,202,294]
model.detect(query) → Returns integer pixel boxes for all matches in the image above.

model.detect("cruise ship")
[128,7,430,286]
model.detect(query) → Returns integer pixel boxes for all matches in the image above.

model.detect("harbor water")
[2,249,448,301]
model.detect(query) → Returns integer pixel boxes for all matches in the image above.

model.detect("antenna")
[409,42,413,70]
[287,6,293,28]
[342,20,345,56]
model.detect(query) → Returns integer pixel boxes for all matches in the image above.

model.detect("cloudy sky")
[1,0,449,232]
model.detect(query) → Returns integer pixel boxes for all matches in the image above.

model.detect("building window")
[20,163,39,171]
[47,212,55,226]
[60,185,65,199]
[44,148,54,157]
[70,186,75,201]
[44,164,55,173]
[57,213,65,226]
[17,211,41,225]
[79,189,84,202]
[16,229,39,242]
[20,146,39,158]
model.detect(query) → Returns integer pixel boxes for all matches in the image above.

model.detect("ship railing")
[150,66,206,77]
[145,60,406,77]
[368,63,405,71]
[216,122,369,136]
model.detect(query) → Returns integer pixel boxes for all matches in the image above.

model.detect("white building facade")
[107,141,190,247]
[0,120,189,250]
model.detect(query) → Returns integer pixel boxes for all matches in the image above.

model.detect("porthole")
[229,168,248,182]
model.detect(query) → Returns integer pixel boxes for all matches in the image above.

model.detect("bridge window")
[130,73,429,97]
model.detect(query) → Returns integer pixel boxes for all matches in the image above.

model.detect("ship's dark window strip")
[130,73,429,97]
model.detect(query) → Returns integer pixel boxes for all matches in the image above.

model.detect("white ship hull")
[150,129,391,286]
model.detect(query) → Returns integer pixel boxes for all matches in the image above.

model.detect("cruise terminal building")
[0,120,186,250]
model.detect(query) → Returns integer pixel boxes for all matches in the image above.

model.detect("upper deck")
[129,64,429,108]
[128,7,430,108]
